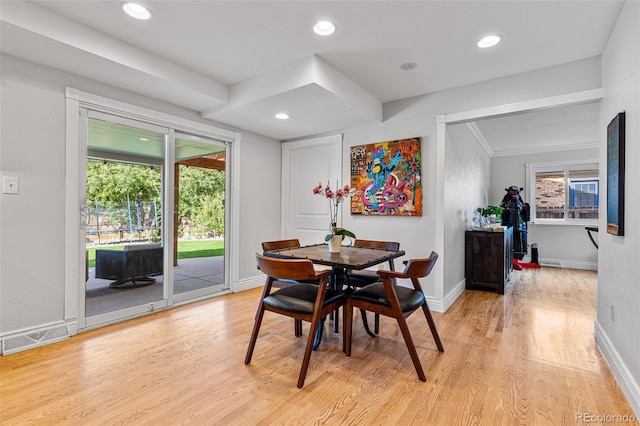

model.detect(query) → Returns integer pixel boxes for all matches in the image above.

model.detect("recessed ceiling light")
[122,2,152,20]
[400,62,418,71]
[314,21,336,36]
[477,35,502,48]
[139,137,150,142]
[275,113,290,120]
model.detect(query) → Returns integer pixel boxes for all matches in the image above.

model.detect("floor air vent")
[2,325,70,355]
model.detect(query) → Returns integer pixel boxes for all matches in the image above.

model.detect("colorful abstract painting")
[350,137,422,216]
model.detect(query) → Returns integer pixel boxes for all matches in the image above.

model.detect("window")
[527,161,599,223]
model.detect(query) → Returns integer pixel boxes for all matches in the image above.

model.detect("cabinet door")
[468,233,502,286]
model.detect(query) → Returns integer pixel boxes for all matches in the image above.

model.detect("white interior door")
[282,134,343,245]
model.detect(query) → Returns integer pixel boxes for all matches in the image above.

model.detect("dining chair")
[262,239,305,336]
[344,251,444,382]
[346,239,401,335]
[245,253,347,388]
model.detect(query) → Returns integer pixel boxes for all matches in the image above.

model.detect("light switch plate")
[2,176,19,194]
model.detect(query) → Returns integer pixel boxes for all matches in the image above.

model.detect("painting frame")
[350,137,422,216]
[606,112,625,236]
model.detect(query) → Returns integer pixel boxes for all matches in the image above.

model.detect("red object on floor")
[513,259,541,269]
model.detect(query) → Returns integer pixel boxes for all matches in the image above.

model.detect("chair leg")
[374,313,380,334]
[294,319,302,337]
[245,307,266,365]
[395,314,427,382]
[298,315,322,388]
[344,301,354,356]
[421,303,444,352]
[312,318,326,350]
[360,310,376,338]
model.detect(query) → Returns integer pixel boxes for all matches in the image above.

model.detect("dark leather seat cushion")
[349,283,425,313]
[347,270,380,286]
[263,284,346,315]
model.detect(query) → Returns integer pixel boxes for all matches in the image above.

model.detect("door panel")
[172,134,229,303]
[282,135,342,245]
[84,114,168,327]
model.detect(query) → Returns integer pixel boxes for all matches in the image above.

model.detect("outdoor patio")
[86,256,225,317]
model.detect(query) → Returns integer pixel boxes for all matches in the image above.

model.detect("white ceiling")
[469,101,601,157]
[0,1,622,151]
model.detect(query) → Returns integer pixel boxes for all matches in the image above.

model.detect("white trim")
[426,279,465,313]
[443,88,603,124]
[65,95,80,323]
[595,321,640,418]
[536,258,598,270]
[434,119,446,305]
[443,279,466,313]
[65,87,241,333]
[232,275,265,293]
[88,109,169,134]
[84,301,169,331]
[526,159,599,224]
[465,122,494,157]
[165,128,176,304]
[230,132,242,286]
[173,289,232,307]
[425,296,443,314]
[435,88,603,318]
[65,88,235,142]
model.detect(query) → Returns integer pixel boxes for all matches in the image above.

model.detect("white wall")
[340,57,601,306]
[0,54,282,334]
[596,0,640,416]
[491,148,599,269]
[444,124,491,294]
[0,48,610,346]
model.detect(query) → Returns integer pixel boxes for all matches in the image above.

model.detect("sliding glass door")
[83,112,169,326]
[172,133,229,302]
[77,107,231,328]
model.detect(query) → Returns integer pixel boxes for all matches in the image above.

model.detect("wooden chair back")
[254,253,319,282]
[352,239,400,272]
[353,239,400,251]
[261,239,301,252]
[401,251,438,279]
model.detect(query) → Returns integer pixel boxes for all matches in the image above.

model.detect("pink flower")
[312,180,357,237]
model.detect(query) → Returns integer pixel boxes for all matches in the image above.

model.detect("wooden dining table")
[263,243,405,347]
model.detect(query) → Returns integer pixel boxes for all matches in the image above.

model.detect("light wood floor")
[1,267,637,425]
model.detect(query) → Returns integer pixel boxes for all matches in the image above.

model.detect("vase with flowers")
[313,181,356,252]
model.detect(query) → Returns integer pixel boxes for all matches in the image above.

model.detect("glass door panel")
[172,134,228,302]
[84,114,168,325]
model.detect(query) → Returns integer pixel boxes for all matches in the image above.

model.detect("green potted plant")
[482,205,504,224]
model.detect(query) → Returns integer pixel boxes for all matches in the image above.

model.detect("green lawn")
[87,240,224,268]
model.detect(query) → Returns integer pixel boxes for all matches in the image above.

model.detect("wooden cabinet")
[465,227,513,294]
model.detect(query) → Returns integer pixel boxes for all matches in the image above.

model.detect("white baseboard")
[443,279,466,312]
[427,279,465,313]
[232,274,265,292]
[535,257,597,270]
[1,319,77,355]
[594,321,640,418]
